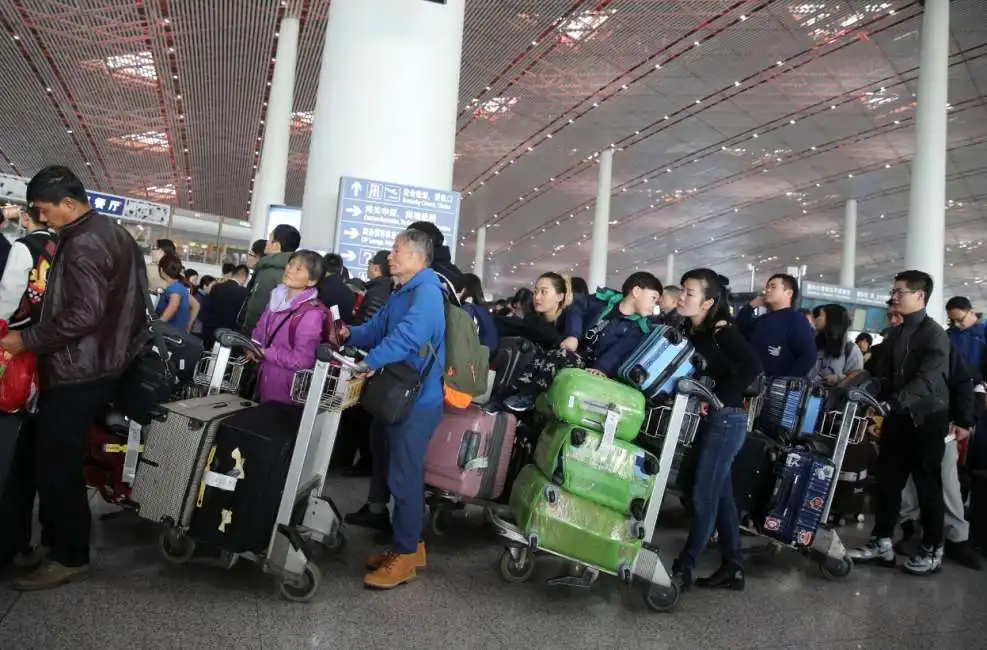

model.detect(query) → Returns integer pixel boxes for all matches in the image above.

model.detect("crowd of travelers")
[0,164,984,597]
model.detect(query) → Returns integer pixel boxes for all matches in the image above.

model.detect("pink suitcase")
[424,407,517,501]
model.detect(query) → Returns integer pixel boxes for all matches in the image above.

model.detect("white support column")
[587,148,613,291]
[473,225,486,283]
[840,199,857,288]
[905,0,950,320]
[301,0,465,253]
[250,13,300,244]
[664,253,675,288]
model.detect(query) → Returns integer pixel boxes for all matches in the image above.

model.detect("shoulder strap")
[434,271,462,307]
[287,300,332,347]
[131,242,172,373]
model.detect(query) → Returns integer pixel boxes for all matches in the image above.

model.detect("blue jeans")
[373,401,443,555]
[678,407,748,571]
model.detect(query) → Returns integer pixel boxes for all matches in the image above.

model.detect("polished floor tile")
[1,476,985,649]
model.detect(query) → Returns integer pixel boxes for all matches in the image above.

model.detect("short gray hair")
[396,228,434,265]
[663,285,681,297]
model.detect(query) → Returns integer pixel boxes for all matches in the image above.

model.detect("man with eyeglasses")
[850,270,951,576]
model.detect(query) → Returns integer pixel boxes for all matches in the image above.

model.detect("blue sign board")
[334,176,460,277]
[86,191,127,218]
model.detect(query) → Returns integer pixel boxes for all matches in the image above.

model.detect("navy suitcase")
[762,450,835,547]
[759,378,822,442]
[617,326,700,402]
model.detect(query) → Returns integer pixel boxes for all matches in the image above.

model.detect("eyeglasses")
[888,288,919,298]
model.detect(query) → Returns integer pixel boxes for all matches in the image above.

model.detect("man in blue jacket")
[946,296,987,471]
[735,273,816,377]
[340,228,446,590]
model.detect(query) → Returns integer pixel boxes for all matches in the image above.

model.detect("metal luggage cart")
[740,388,885,581]
[187,350,251,396]
[637,398,703,492]
[160,336,365,603]
[488,378,723,614]
[252,343,365,601]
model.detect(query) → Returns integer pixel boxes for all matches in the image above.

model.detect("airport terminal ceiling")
[0,0,985,301]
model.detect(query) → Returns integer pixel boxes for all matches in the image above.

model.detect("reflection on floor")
[1,476,985,650]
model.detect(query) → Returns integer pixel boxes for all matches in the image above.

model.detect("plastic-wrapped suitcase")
[762,450,835,547]
[424,406,518,501]
[544,369,646,441]
[731,430,782,517]
[617,326,699,401]
[491,337,538,399]
[799,395,825,436]
[509,465,644,574]
[188,402,303,554]
[130,394,257,527]
[533,422,658,517]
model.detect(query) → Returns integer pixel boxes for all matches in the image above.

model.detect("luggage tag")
[123,420,143,484]
[596,407,619,456]
[202,448,246,493]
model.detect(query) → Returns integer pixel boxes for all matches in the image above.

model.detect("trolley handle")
[847,388,885,416]
[316,343,364,373]
[215,328,262,357]
[676,377,725,412]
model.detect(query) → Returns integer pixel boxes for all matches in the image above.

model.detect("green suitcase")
[533,422,658,518]
[545,369,646,441]
[509,465,644,574]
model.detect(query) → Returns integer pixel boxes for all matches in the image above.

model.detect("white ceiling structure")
[0,0,985,303]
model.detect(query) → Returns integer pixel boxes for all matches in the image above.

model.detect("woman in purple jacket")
[251,250,326,404]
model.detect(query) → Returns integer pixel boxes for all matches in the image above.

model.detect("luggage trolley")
[158,336,364,602]
[488,377,721,614]
[741,388,885,580]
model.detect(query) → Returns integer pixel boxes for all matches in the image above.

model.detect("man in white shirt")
[0,205,56,327]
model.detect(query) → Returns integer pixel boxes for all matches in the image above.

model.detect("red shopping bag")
[0,321,38,413]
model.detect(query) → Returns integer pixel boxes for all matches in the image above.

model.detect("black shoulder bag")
[360,344,437,425]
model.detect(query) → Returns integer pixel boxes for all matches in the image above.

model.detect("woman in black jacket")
[494,272,570,350]
[673,268,763,592]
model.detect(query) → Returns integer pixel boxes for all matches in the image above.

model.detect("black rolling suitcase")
[490,337,538,399]
[827,437,877,525]
[0,413,33,565]
[731,429,782,519]
[188,402,304,554]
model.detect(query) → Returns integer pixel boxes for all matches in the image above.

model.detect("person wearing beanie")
[407,220,464,298]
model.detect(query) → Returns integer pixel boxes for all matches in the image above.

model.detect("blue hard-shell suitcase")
[759,378,823,442]
[761,450,834,547]
[617,326,700,402]
[799,395,825,436]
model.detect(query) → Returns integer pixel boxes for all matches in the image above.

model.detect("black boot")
[344,504,392,532]
[895,520,919,556]
[696,562,745,591]
[671,558,693,592]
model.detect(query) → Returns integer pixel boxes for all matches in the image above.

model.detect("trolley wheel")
[158,528,196,564]
[818,556,853,581]
[279,561,322,603]
[498,549,536,584]
[643,581,681,613]
[322,529,346,555]
[430,506,453,537]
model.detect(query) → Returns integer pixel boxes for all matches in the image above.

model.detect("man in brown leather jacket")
[0,166,145,591]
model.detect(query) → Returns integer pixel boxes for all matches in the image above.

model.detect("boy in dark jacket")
[504,272,662,411]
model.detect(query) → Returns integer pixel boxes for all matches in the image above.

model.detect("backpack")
[288,300,345,349]
[441,294,490,408]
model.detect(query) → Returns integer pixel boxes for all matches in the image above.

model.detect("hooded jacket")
[239,251,293,333]
[569,289,651,376]
[251,285,323,404]
[948,321,986,384]
[348,267,446,407]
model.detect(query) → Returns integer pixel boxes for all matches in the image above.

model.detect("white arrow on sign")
[345,205,362,218]
[341,250,357,262]
[350,181,363,196]
[343,227,359,239]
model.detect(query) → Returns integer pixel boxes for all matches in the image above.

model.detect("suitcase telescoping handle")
[215,328,263,357]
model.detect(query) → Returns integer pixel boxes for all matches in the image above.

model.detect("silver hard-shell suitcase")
[130,393,257,527]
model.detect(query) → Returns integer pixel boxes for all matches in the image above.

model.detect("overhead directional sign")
[334,176,460,278]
